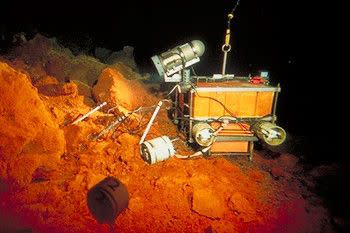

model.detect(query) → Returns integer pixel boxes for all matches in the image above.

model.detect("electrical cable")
[175,121,228,159]
[123,100,172,136]
[191,67,198,76]
[93,103,162,140]
[188,82,249,130]
[230,0,241,15]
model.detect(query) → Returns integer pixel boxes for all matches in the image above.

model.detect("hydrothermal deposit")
[0,35,334,233]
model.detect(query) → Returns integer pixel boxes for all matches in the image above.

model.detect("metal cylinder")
[151,40,205,77]
[87,177,129,224]
[139,101,163,145]
[192,122,215,147]
[252,121,286,146]
[140,136,175,164]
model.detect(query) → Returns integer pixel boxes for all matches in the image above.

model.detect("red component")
[250,76,267,84]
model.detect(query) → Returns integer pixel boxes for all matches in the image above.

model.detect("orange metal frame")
[175,80,279,158]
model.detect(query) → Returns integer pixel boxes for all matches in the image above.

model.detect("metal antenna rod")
[72,102,107,125]
[222,49,229,75]
[93,113,129,140]
[139,101,163,144]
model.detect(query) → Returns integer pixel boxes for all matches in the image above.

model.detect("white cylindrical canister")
[140,136,175,164]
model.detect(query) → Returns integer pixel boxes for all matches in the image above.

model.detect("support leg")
[249,141,254,161]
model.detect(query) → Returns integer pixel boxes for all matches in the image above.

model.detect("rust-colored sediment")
[0,36,333,233]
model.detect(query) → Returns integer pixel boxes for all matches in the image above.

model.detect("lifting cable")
[222,0,241,75]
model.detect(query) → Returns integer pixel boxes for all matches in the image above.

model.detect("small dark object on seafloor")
[87,176,129,224]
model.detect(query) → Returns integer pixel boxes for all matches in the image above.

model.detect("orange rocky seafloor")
[0,37,333,233]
